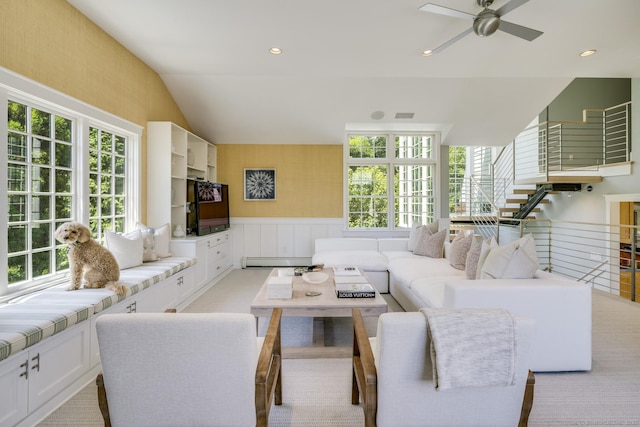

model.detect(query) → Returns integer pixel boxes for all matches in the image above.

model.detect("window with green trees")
[347,133,437,229]
[449,146,467,215]
[3,90,138,298]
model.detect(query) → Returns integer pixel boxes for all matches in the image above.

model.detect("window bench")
[0,256,204,427]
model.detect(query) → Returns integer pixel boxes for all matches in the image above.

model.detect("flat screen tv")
[187,180,230,236]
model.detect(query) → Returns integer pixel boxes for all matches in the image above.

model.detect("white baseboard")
[242,257,312,268]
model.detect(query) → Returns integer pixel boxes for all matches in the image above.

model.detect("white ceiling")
[67,0,640,146]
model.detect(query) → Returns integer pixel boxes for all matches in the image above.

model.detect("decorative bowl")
[302,272,329,284]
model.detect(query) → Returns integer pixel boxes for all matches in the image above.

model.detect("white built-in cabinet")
[146,121,217,237]
[1,265,204,427]
[0,323,91,427]
[170,230,232,289]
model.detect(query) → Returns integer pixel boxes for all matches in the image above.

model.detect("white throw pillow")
[475,237,497,279]
[407,223,423,252]
[136,222,172,258]
[105,230,144,270]
[414,228,447,258]
[480,234,539,279]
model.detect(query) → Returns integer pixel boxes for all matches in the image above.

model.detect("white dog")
[54,222,126,296]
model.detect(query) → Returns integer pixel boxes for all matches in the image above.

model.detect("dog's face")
[55,222,92,245]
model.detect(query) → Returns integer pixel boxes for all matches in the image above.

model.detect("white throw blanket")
[420,308,517,391]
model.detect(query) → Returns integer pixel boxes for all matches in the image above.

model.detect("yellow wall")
[1,0,343,220]
[217,145,343,217]
[0,0,189,222]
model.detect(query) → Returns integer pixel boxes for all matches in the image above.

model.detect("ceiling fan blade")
[419,3,474,20]
[495,0,530,17]
[498,20,543,41]
[431,27,474,53]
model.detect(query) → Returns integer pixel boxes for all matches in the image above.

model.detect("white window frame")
[0,67,142,298]
[344,131,440,232]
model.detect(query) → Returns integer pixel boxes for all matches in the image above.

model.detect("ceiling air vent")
[395,112,414,119]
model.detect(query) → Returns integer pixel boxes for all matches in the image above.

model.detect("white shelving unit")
[147,122,216,235]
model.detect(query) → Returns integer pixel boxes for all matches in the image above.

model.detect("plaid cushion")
[0,257,196,362]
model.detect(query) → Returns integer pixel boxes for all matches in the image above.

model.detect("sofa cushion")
[414,228,447,258]
[388,257,461,289]
[410,268,467,308]
[480,234,539,280]
[312,250,388,272]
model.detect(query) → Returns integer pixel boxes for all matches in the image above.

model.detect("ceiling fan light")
[473,17,500,37]
[473,11,500,37]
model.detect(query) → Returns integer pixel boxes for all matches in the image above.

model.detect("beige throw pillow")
[480,234,539,279]
[449,232,473,270]
[465,235,485,279]
[136,222,172,258]
[414,228,447,258]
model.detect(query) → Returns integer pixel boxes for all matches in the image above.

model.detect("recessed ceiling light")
[580,49,597,57]
[422,50,433,57]
[269,47,283,55]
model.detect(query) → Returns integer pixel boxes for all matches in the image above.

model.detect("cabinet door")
[176,266,195,304]
[28,323,91,412]
[0,355,29,427]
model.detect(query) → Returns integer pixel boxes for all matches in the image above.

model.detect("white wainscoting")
[229,218,413,268]
[229,218,343,268]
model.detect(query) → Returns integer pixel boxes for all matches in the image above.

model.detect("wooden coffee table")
[250,268,388,357]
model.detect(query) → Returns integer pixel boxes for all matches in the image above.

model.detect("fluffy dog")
[55,222,126,296]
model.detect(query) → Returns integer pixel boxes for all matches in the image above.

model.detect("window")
[449,146,467,215]
[346,133,438,230]
[88,127,127,240]
[1,70,141,298]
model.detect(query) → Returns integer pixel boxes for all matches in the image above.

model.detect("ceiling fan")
[420,0,543,54]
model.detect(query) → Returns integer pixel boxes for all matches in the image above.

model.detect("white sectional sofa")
[312,234,592,372]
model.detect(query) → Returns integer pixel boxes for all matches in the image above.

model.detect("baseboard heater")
[241,257,312,268]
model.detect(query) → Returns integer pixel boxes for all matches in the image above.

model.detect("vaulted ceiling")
[67,0,640,146]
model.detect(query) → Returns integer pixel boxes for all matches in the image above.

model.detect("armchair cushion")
[96,308,282,427]
[352,308,535,427]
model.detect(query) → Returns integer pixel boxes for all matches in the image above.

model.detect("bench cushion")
[0,257,196,362]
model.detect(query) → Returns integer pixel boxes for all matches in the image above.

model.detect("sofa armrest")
[443,277,592,371]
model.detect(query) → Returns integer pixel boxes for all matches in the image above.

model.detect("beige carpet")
[38,269,640,426]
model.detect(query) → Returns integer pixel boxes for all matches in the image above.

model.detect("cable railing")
[512,102,631,182]
[495,218,639,302]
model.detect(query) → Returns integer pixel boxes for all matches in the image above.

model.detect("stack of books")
[333,268,375,298]
[267,275,293,299]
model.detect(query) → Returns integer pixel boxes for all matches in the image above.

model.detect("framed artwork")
[244,168,276,201]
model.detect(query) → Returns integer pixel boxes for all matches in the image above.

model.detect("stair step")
[499,207,541,213]
[512,189,536,195]
[505,198,549,204]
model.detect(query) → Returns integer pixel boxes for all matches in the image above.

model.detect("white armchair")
[96,308,282,427]
[352,308,535,427]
